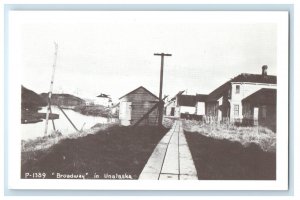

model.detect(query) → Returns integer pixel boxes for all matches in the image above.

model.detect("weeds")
[182,120,276,152]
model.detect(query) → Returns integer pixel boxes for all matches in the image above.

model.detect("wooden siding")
[130,102,159,126]
[119,87,159,126]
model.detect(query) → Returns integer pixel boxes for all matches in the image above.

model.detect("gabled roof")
[119,86,159,100]
[242,88,276,105]
[207,73,277,102]
[231,73,276,84]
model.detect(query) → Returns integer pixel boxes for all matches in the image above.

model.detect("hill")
[21,86,47,110]
[40,93,85,107]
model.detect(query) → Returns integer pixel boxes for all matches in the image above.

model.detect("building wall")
[179,106,196,114]
[206,95,224,117]
[229,82,276,122]
[242,103,276,131]
[165,101,176,116]
[119,87,159,126]
[196,102,205,115]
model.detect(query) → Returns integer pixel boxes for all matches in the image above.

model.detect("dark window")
[236,85,240,94]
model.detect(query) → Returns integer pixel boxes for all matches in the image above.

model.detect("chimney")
[262,65,268,76]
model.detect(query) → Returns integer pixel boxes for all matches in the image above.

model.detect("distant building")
[95,93,112,107]
[195,94,208,116]
[206,65,277,127]
[84,99,95,106]
[164,91,184,117]
[165,65,277,130]
[119,86,159,126]
[177,94,197,116]
[110,102,120,116]
[164,92,207,120]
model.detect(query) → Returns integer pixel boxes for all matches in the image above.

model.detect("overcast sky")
[14,11,278,102]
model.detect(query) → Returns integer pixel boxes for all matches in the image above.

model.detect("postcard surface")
[7,11,289,190]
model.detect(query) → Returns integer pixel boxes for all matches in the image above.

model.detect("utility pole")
[44,42,58,137]
[154,53,172,126]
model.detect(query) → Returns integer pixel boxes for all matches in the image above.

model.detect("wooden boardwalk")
[139,120,198,180]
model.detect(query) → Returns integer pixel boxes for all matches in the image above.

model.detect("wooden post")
[44,42,58,137]
[154,53,172,126]
[57,105,79,132]
[49,106,56,131]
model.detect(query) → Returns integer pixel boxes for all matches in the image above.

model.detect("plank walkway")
[139,120,198,180]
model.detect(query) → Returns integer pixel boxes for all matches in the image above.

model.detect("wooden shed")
[119,86,159,126]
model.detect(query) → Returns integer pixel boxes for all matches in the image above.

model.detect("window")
[236,85,240,94]
[234,105,239,117]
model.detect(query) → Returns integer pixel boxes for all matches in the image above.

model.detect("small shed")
[119,86,159,126]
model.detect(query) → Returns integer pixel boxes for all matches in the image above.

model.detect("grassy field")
[21,125,168,179]
[182,119,276,180]
[183,120,276,152]
[185,132,276,180]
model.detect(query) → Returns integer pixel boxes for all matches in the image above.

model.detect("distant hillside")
[21,86,47,110]
[40,93,85,107]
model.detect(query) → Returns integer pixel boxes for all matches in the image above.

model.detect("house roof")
[242,88,276,105]
[196,94,208,102]
[97,93,110,98]
[170,90,185,101]
[177,95,197,107]
[119,86,159,100]
[231,73,276,84]
[207,73,277,102]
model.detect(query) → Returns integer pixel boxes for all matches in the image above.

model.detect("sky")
[13,11,278,102]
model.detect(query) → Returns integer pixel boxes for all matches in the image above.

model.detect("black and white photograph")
[7,10,289,190]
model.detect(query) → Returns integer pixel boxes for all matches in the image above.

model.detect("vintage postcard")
[7,10,289,190]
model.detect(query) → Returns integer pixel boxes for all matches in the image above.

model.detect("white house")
[206,65,277,126]
[165,92,207,120]
[94,93,112,107]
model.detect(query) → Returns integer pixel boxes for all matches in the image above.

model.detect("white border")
[7,11,289,191]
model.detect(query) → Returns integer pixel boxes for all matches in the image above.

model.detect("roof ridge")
[119,86,159,100]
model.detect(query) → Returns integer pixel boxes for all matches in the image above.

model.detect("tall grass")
[182,120,276,152]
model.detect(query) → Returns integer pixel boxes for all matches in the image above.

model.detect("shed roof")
[242,88,276,105]
[119,86,159,100]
